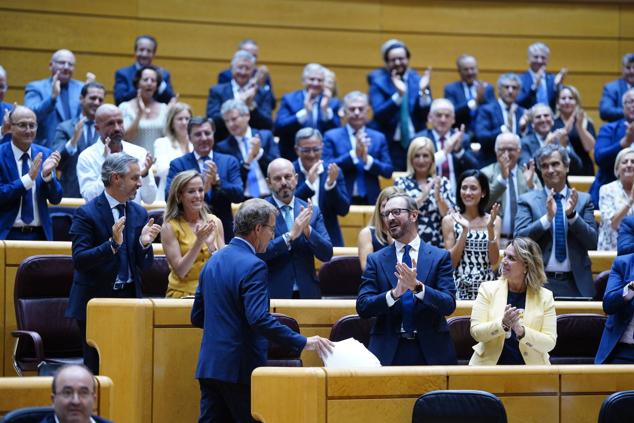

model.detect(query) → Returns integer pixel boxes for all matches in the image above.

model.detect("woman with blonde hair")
[161,170,224,298]
[469,237,557,365]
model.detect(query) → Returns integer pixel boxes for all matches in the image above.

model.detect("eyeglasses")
[497,147,518,153]
[55,388,93,400]
[380,208,411,219]
[11,121,37,130]
[53,60,75,68]
[261,224,275,232]
[297,147,322,154]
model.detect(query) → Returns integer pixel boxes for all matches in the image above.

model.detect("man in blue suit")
[517,42,567,111]
[260,158,333,299]
[367,39,433,171]
[590,89,634,208]
[0,105,63,241]
[0,65,13,143]
[274,63,340,161]
[192,198,332,423]
[215,99,278,199]
[443,54,496,132]
[474,73,527,166]
[356,193,457,365]
[293,127,350,247]
[599,53,634,122]
[323,91,393,205]
[113,35,175,105]
[52,82,105,197]
[217,39,273,96]
[65,153,161,374]
[24,49,89,147]
[207,50,274,141]
[618,215,634,256]
[166,116,243,242]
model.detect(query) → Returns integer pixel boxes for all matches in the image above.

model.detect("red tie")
[439,136,450,178]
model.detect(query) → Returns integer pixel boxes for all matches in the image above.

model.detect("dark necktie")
[400,244,415,335]
[243,137,260,197]
[439,136,450,178]
[508,171,518,234]
[353,130,367,198]
[20,153,34,224]
[85,120,95,145]
[399,89,411,151]
[60,84,72,121]
[114,204,130,290]
[553,193,566,262]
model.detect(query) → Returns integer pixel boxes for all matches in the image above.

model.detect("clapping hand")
[28,152,43,181]
[326,163,339,186]
[419,67,432,92]
[140,218,161,246]
[522,160,536,189]
[391,69,406,95]
[42,151,61,178]
[565,188,578,217]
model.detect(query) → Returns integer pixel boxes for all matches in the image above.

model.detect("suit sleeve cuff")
[363,155,374,170]
[540,215,551,230]
[391,92,402,105]
[623,284,634,301]
[296,109,308,124]
[65,140,78,155]
[21,174,34,189]
[386,290,397,307]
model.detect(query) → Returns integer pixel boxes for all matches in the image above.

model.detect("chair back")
[49,206,76,242]
[594,270,610,301]
[318,256,362,298]
[329,314,375,347]
[549,314,606,364]
[147,208,165,243]
[2,406,54,423]
[267,313,302,367]
[412,390,507,423]
[598,390,634,423]
[140,255,170,297]
[447,316,474,365]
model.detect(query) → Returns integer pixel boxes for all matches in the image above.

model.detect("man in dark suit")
[65,152,161,374]
[599,53,634,122]
[207,50,274,141]
[293,127,350,247]
[414,98,479,189]
[618,215,634,256]
[356,193,457,365]
[0,65,13,143]
[42,364,112,423]
[166,116,243,242]
[517,42,567,111]
[515,144,597,298]
[443,54,496,132]
[113,35,175,105]
[24,49,90,147]
[367,39,433,171]
[0,105,63,241]
[215,98,277,200]
[474,72,527,166]
[192,198,332,423]
[274,63,341,161]
[323,91,393,205]
[259,158,333,299]
[52,82,105,197]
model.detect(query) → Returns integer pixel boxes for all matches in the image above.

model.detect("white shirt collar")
[11,142,31,162]
[394,235,421,254]
[272,196,295,210]
[346,124,365,137]
[194,150,213,160]
[498,98,516,112]
[234,236,256,254]
[104,191,124,209]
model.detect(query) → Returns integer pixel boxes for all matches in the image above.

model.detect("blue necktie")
[114,204,130,290]
[282,205,294,232]
[554,193,566,262]
[399,89,411,150]
[60,84,72,121]
[20,153,34,224]
[537,77,548,105]
[85,121,94,145]
[353,131,367,199]
[243,137,260,198]
[400,244,415,335]
[466,85,477,120]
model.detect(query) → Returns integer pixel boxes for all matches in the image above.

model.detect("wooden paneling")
[328,398,418,422]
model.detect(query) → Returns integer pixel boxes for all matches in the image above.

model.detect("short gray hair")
[622,53,634,66]
[535,144,570,171]
[497,73,522,90]
[231,50,256,68]
[295,127,322,146]
[101,152,139,187]
[622,88,634,105]
[220,98,249,117]
[528,42,550,58]
[430,98,455,114]
[343,91,368,107]
[234,198,278,237]
[302,63,325,80]
[494,132,521,151]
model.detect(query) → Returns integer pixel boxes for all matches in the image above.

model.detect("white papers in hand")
[323,338,381,368]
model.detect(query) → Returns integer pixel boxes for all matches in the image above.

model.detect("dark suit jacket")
[113,63,175,105]
[356,242,457,365]
[65,193,154,321]
[166,152,243,242]
[595,253,634,363]
[443,80,496,130]
[474,101,526,167]
[514,189,598,297]
[274,90,341,161]
[258,196,333,299]
[0,142,63,240]
[217,68,276,108]
[589,119,628,208]
[39,413,112,423]
[24,77,83,147]
[519,133,584,176]
[206,81,274,141]
[293,160,350,247]
[191,237,306,384]
[599,78,630,122]
[414,128,479,180]
[52,117,99,198]
[322,127,393,204]
[617,215,634,256]
[215,128,279,189]
[517,71,557,110]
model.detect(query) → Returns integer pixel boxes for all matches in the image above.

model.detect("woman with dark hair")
[442,169,501,300]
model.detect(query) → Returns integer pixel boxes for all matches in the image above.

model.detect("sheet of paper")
[323,337,382,368]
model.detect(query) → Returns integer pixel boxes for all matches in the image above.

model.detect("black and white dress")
[453,223,496,300]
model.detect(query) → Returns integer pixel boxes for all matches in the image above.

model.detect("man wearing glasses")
[357,193,457,366]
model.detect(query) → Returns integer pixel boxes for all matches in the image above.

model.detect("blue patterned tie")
[554,193,566,262]
[537,77,548,105]
[353,131,367,198]
[282,205,294,232]
[114,204,130,290]
[243,137,260,197]
[400,244,415,335]
[20,153,34,224]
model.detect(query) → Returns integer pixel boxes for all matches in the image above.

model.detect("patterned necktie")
[114,204,130,289]
[353,130,367,198]
[282,205,294,232]
[400,244,415,335]
[506,106,514,133]
[508,171,518,234]
[20,153,34,224]
[537,76,548,105]
[399,89,411,151]
[243,137,260,197]
[439,136,450,178]
[553,193,566,262]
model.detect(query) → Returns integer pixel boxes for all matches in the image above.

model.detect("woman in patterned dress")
[394,137,455,247]
[442,169,501,300]
[598,148,634,250]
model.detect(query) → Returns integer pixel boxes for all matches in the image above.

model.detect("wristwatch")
[414,282,423,294]
[109,237,120,252]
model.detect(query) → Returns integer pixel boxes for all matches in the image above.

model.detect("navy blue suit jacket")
[322,127,393,204]
[0,142,63,240]
[258,196,333,299]
[589,119,628,208]
[356,242,457,365]
[599,79,630,122]
[517,71,557,110]
[519,132,583,176]
[618,216,634,256]
[65,193,154,321]
[191,237,306,384]
[206,82,274,141]
[414,128,479,179]
[166,152,243,241]
[217,69,276,108]
[274,90,341,161]
[113,63,175,105]
[473,101,526,166]
[293,160,350,247]
[595,253,634,363]
[443,81,496,130]
[24,78,83,147]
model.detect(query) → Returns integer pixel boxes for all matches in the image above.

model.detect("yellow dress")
[165,214,222,298]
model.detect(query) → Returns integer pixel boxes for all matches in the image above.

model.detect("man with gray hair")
[515,143,597,298]
[599,53,634,122]
[215,98,279,198]
[517,42,567,110]
[207,49,274,141]
[275,63,341,161]
[66,151,161,373]
[217,39,274,98]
